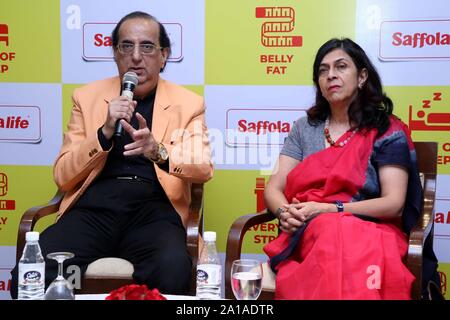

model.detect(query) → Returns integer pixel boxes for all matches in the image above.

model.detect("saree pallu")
[264,117,418,300]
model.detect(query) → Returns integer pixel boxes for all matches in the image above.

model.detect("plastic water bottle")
[18,231,45,300]
[196,231,222,299]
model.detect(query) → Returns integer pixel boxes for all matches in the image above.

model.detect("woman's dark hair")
[307,38,393,136]
[111,11,171,71]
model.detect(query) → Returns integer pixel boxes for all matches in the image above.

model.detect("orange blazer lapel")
[152,77,171,142]
[96,76,121,127]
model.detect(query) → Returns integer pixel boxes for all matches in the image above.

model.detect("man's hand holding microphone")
[101,71,160,161]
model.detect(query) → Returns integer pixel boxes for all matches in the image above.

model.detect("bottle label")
[197,264,221,286]
[18,263,45,286]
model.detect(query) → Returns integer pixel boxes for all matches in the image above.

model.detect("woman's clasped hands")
[279,198,333,234]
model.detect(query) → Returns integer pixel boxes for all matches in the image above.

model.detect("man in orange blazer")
[10,11,212,298]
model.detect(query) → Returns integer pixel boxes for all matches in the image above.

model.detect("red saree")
[264,117,416,300]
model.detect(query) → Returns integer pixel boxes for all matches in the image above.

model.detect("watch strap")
[275,207,286,218]
[335,200,344,212]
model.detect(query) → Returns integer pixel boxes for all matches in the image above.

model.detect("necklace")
[324,118,359,147]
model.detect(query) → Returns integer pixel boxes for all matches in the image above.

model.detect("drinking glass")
[231,259,263,300]
[44,252,75,300]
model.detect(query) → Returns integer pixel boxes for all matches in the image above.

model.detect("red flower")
[105,284,166,300]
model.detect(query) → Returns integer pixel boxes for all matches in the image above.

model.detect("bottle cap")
[203,231,216,242]
[26,231,39,242]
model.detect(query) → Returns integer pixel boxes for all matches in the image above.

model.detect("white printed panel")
[0,246,15,299]
[355,0,450,85]
[0,246,15,269]
[379,20,450,60]
[0,106,41,143]
[435,177,450,263]
[61,0,204,84]
[205,85,315,170]
[82,22,183,61]
[437,175,450,198]
[0,84,62,165]
[434,193,450,262]
[82,22,115,61]
[434,238,450,263]
[0,268,12,300]
[435,198,450,234]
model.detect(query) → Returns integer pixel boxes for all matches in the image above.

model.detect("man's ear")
[161,47,170,69]
[113,47,118,62]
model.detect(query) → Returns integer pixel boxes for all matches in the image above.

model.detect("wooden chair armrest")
[186,183,203,295]
[407,173,436,300]
[16,190,63,265]
[225,210,276,299]
[187,184,203,261]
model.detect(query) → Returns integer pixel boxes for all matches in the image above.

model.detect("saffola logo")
[226,108,302,146]
[237,120,291,135]
[379,19,450,60]
[0,106,41,143]
[0,115,29,128]
[392,32,450,48]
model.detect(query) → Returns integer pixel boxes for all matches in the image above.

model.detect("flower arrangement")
[105,284,167,300]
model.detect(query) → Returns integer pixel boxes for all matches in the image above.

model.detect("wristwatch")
[335,200,344,212]
[275,207,287,218]
[150,142,169,164]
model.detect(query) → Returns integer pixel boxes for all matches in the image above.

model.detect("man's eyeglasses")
[117,43,163,55]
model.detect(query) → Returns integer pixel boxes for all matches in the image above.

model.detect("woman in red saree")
[263,38,440,300]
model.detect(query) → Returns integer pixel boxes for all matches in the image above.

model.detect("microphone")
[114,71,139,137]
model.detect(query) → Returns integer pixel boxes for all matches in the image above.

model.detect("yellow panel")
[183,85,204,97]
[438,263,450,299]
[0,0,61,82]
[206,0,356,85]
[0,166,56,246]
[387,86,450,174]
[204,170,274,253]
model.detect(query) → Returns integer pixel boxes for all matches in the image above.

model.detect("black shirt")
[97,90,159,183]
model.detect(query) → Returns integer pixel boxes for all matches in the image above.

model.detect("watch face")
[275,207,285,216]
[159,144,169,160]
